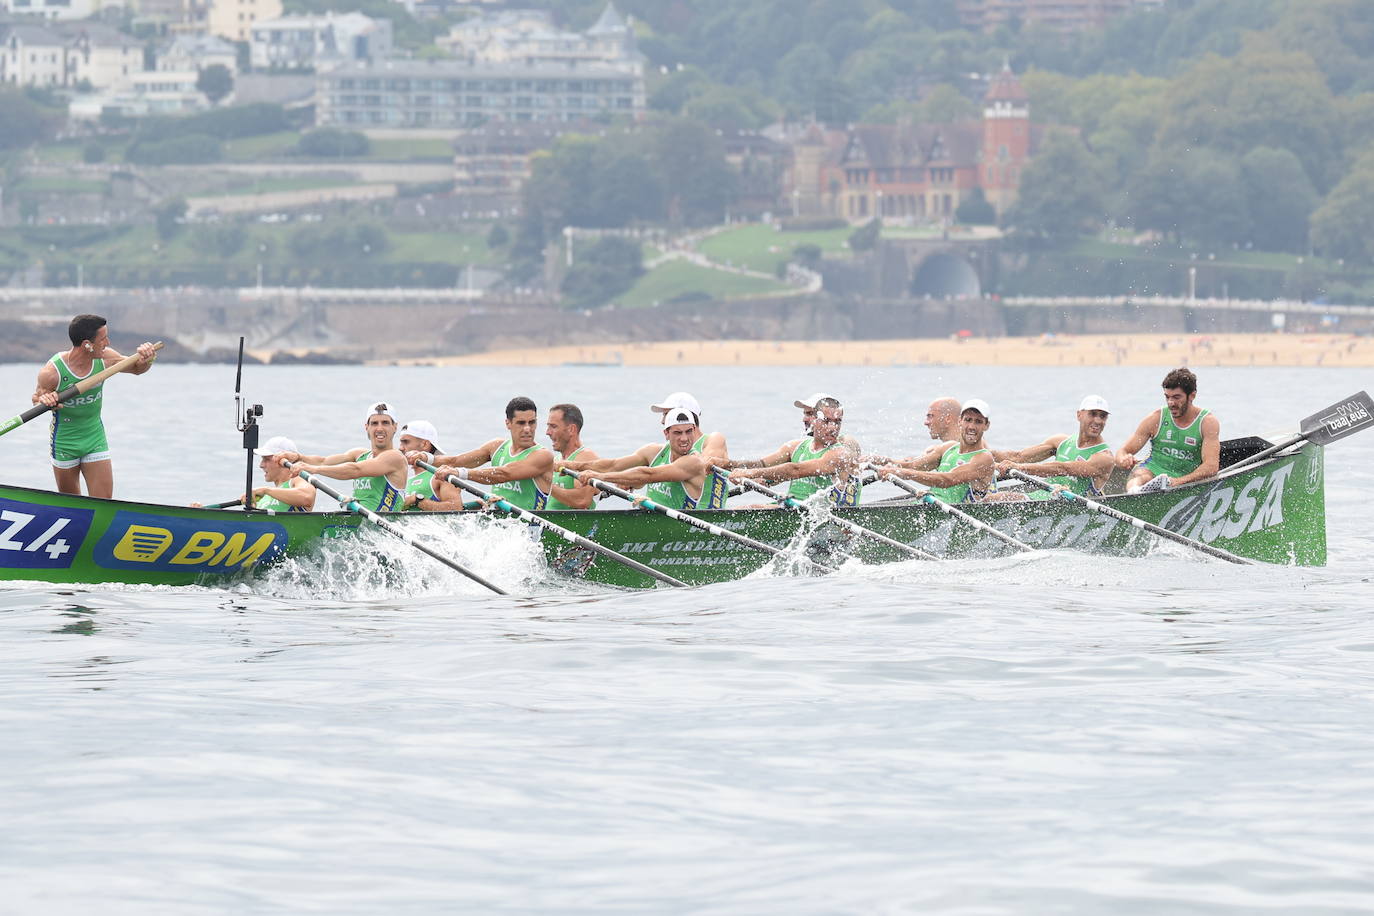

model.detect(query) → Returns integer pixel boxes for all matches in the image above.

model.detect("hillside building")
[437,3,640,68]
[249,11,391,71]
[207,0,281,43]
[1,21,140,89]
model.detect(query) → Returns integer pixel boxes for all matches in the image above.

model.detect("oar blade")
[1300,391,1373,446]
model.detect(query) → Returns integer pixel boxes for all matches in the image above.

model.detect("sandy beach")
[396,333,1374,369]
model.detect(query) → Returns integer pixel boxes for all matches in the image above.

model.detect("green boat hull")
[0,442,1325,589]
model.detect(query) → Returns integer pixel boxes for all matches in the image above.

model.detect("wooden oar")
[0,342,164,439]
[417,460,690,589]
[875,470,1034,553]
[285,461,508,595]
[1005,469,1250,565]
[588,478,836,570]
[720,467,939,562]
[1169,389,1372,531]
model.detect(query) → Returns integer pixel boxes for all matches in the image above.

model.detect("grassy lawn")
[697,224,852,274]
[615,259,788,308]
[222,131,302,160]
[207,176,359,197]
[387,230,496,264]
[31,142,84,165]
[13,177,109,194]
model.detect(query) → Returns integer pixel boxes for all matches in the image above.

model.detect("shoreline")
[383,332,1374,369]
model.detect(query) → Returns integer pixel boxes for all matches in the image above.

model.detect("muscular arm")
[697,431,729,465]
[732,443,857,485]
[1116,411,1160,468]
[992,435,1065,463]
[32,362,59,406]
[722,439,798,470]
[433,439,500,469]
[469,447,553,485]
[417,476,478,512]
[254,481,316,509]
[1014,448,1115,483]
[102,343,157,376]
[597,453,705,490]
[896,450,993,487]
[298,450,406,481]
[566,444,657,474]
[1170,414,1221,486]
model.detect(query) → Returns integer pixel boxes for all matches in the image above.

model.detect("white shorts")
[52,450,112,470]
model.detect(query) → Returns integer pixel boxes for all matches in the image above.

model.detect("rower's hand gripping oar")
[716,465,939,562]
[283,460,508,596]
[416,460,690,589]
[1,341,165,439]
[587,477,837,571]
[1005,468,1251,565]
[870,465,1034,553]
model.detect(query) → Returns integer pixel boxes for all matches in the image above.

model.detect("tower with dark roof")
[981,61,1030,216]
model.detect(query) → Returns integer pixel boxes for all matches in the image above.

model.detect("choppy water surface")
[2,364,1372,913]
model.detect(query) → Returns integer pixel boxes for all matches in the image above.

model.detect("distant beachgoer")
[1116,368,1220,493]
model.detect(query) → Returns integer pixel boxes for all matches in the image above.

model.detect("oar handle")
[1007,469,1250,565]
[284,460,509,595]
[7,342,165,432]
[877,468,1032,552]
[416,460,690,590]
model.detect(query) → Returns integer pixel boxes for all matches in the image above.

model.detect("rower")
[728,397,862,506]
[650,391,728,465]
[873,399,995,503]
[424,396,554,510]
[993,395,1115,499]
[397,419,443,511]
[1117,367,1221,493]
[192,435,317,511]
[545,403,599,510]
[565,397,730,510]
[32,313,158,499]
[721,392,837,472]
[864,395,961,467]
[281,401,408,512]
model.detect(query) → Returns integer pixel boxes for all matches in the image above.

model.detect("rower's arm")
[571,444,657,474]
[32,362,59,404]
[698,431,729,464]
[469,447,553,485]
[901,450,992,487]
[300,450,405,480]
[1015,448,1115,482]
[550,449,599,509]
[737,444,856,484]
[254,481,316,509]
[603,453,704,488]
[1117,412,1159,468]
[993,436,1064,463]
[434,440,499,469]
[417,477,478,511]
[723,440,797,470]
[1170,414,1222,486]
[103,342,158,375]
[895,446,945,473]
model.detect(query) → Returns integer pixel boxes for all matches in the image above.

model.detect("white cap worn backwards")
[1078,395,1110,413]
[961,398,991,419]
[662,408,699,427]
[255,435,297,458]
[651,391,702,416]
[399,419,443,454]
[794,392,834,409]
[363,401,398,425]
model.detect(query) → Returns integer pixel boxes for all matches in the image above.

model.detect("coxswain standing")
[874,399,995,503]
[1116,368,1221,493]
[279,401,408,512]
[32,313,157,498]
[728,397,863,506]
[993,395,1115,499]
[420,396,554,510]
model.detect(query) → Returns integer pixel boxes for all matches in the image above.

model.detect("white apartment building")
[437,3,639,67]
[250,11,391,71]
[157,32,238,73]
[0,0,100,22]
[0,23,66,86]
[65,22,142,89]
[207,0,281,42]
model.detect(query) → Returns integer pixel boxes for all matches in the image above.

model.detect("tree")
[1311,157,1374,263]
[1125,147,1249,250]
[197,65,234,105]
[486,224,509,248]
[848,217,881,251]
[561,236,643,307]
[297,128,369,157]
[955,188,997,225]
[0,89,57,150]
[1240,147,1318,253]
[1005,130,1106,242]
[155,198,188,241]
[646,118,736,227]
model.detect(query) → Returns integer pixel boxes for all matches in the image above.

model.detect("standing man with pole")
[32,314,158,498]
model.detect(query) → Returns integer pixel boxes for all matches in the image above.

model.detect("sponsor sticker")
[0,498,94,570]
[93,511,288,574]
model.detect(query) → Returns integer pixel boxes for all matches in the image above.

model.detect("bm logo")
[95,512,287,574]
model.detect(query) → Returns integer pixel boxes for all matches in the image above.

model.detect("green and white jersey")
[256,479,306,513]
[547,446,589,511]
[48,352,109,464]
[645,435,728,510]
[1029,436,1111,499]
[927,444,990,504]
[404,469,435,511]
[1145,408,1210,478]
[350,450,402,513]
[785,437,862,507]
[491,440,549,510]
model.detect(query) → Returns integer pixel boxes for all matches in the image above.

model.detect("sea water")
[2,363,1372,913]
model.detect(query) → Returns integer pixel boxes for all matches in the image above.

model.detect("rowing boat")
[0,437,1325,588]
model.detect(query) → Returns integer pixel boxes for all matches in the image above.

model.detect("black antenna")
[234,336,262,510]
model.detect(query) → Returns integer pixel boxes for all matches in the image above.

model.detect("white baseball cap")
[651,391,702,416]
[255,435,296,458]
[399,419,443,454]
[362,400,398,425]
[961,398,991,418]
[662,407,699,428]
[794,392,834,409]
[1078,395,1110,413]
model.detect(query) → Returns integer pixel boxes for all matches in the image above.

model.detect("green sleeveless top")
[491,440,548,510]
[1030,436,1111,499]
[1146,407,1210,477]
[927,444,989,504]
[404,469,435,510]
[547,446,586,511]
[350,450,402,513]
[786,437,861,507]
[256,478,305,513]
[645,435,728,510]
[49,353,105,423]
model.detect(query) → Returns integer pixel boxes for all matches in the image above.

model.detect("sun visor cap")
[1078,395,1110,413]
